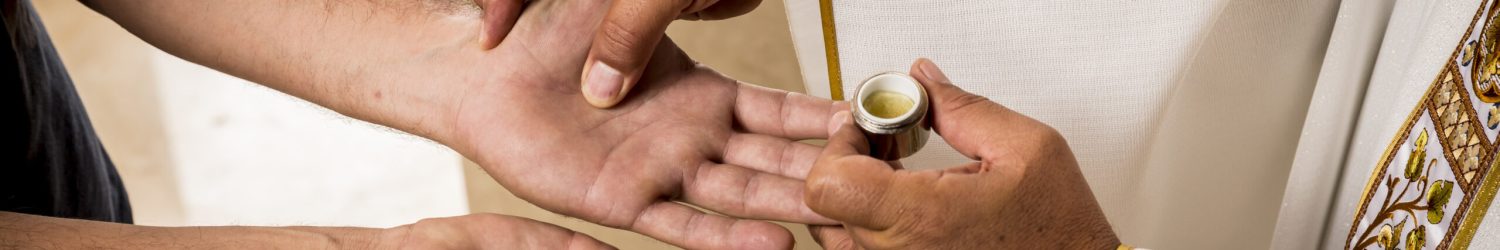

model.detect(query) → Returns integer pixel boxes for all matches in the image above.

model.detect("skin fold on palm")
[448,0,843,248]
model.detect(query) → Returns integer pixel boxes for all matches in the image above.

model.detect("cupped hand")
[804,59,1120,249]
[389,214,614,250]
[449,0,840,249]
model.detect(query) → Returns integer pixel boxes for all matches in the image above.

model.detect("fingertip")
[566,232,615,250]
[820,111,870,158]
[476,0,520,50]
[912,57,933,72]
[478,19,504,50]
[911,58,973,107]
[911,58,948,85]
[909,58,927,81]
[477,26,493,49]
[827,111,851,136]
[732,220,795,250]
[907,57,993,118]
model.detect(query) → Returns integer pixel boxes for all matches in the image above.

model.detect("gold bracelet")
[1117,243,1133,250]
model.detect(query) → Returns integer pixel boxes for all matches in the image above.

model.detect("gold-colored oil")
[863,91,914,119]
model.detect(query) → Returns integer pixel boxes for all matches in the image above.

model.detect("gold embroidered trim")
[1346,1,1500,249]
[1453,158,1500,249]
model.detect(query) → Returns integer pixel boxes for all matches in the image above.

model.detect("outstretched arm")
[0,211,387,249]
[80,0,506,144]
[0,211,612,249]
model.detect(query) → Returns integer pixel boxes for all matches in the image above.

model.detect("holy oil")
[863,91,915,119]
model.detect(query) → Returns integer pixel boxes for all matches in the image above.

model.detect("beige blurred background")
[37,0,814,249]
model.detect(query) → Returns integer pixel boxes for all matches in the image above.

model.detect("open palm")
[447,1,843,249]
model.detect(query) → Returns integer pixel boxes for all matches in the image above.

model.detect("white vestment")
[784,1,1336,249]
[784,0,1500,249]
[1306,0,1500,249]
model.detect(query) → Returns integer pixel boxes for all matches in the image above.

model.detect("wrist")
[383,17,489,150]
[340,17,487,148]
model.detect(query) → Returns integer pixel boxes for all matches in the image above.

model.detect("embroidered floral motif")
[1377,222,1399,249]
[1428,180,1454,224]
[1346,1,1500,249]
[1409,225,1429,250]
[1348,125,1451,249]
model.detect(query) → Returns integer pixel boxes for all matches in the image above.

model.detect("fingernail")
[585,60,623,103]
[917,59,950,84]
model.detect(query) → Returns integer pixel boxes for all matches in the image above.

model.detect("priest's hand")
[574,0,764,108]
[804,59,1120,249]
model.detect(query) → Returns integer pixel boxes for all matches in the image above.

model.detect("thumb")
[805,111,902,230]
[582,0,690,108]
[910,58,1045,158]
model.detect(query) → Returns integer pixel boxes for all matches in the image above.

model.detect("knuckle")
[1031,123,1066,144]
[1031,123,1073,153]
[736,174,760,215]
[1007,121,1077,169]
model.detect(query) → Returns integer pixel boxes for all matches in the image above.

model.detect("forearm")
[0,212,400,249]
[83,0,488,143]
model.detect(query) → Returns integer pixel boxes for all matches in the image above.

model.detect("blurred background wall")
[36,0,813,249]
